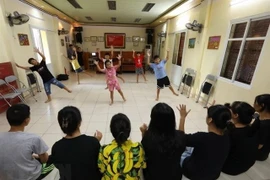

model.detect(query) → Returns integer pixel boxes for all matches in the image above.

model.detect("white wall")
[161,0,270,105]
[0,0,73,86]
[76,26,146,52]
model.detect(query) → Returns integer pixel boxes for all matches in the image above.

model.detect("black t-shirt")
[30,60,54,83]
[50,135,101,180]
[142,130,186,180]
[183,132,230,180]
[252,118,270,160]
[222,126,258,175]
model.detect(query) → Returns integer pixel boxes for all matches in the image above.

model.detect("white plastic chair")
[5,75,37,102]
[0,79,27,106]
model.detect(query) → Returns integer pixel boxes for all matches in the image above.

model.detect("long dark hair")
[254,94,270,113]
[225,101,255,125]
[145,103,183,156]
[207,105,232,130]
[110,113,131,146]
[57,106,82,136]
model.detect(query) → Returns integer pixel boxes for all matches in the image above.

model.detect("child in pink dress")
[95,54,126,105]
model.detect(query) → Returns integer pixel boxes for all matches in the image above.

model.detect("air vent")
[67,0,82,9]
[111,17,116,22]
[134,18,141,23]
[142,3,155,12]
[85,16,93,21]
[108,1,116,10]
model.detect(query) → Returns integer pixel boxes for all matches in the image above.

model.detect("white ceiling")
[43,0,186,25]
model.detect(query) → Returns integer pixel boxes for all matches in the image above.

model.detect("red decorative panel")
[104,33,126,49]
[0,62,19,113]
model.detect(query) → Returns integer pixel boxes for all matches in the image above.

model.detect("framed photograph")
[104,33,126,48]
[207,36,221,49]
[161,40,165,48]
[61,39,64,46]
[188,38,196,48]
[18,34,30,46]
[92,42,97,46]
[98,36,104,42]
[140,37,145,42]
[84,37,90,42]
[126,37,132,42]
[133,42,139,47]
[90,36,97,42]
[132,36,140,42]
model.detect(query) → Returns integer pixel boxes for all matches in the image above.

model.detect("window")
[172,32,186,66]
[220,16,270,85]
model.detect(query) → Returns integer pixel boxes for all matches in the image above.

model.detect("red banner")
[105,33,125,49]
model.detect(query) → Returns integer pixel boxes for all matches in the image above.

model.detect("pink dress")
[105,66,120,91]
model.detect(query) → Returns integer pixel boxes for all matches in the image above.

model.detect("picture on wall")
[188,38,196,48]
[104,33,126,48]
[207,36,221,49]
[84,37,90,42]
[98,36,104,42]
[132,36,140,42]
[18,34,30,46]
[61,39,64,46]
[90,36,97,42]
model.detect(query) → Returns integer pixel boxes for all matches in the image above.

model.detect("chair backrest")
[27,73,37,84]
[205,74,217,82]
[0,79,7,86]
[186,68,196,77]
[5,75,17,83]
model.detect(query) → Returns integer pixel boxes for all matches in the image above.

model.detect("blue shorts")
[44,78,65,95]
[75,67,83,73]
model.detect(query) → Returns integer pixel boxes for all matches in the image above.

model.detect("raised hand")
[33,47,39,53]
[140,123,148,134]
[132,49,135,53]
[177,104,191,118]
[15,63,19,67]
[147,49,151,57]
[117,54,122,60]
[94,130,103,141]
[94,60,98,65]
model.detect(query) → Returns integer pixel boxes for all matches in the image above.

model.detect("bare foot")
[105,87,108,90]
[174,93,179,96]
[123,97,126,102]
[137,81,139,83]
[109,101,113,106]
[45,99,51,103]
[67,90,72,93]
[155,98,159,101]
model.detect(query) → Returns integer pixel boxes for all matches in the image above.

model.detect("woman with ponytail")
[98,113,146,180]
[178,104,231,180]
[50,106,102,180]
[222,101,258,175]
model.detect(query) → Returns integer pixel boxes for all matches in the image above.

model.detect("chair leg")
[18,95,27,104]
[3,99,12,107]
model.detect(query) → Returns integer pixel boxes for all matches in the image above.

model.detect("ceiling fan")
[186,20,203,33]
[7,11,29,26]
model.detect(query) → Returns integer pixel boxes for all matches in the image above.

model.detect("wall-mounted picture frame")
[140,37,145,42]
[207,36,221,49]
[133,42,139,47]
[61,39,64,46]
[90,36,97,42]
[132,36,140,42]
[84,37,90,42]
[104,33,126,48]
[98,36,104,42]
[126,37,132,42]
[188,38,196,48]
[161,40,165,48]
[18,34,30,46]
[92,42,97,46]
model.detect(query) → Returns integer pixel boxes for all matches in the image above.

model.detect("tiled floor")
[0,71,269,180]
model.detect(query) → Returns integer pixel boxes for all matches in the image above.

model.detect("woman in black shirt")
[49,106,102,180]
[252,94,270,161]
[178,104,231,180]
[140,103,186,180]
[222,101,258,175]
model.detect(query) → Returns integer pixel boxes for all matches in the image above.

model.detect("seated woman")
[178,104,231,180]
[98,113,146,180]
[49,106,102,180]
[140,103,186,180]
[252,94,270,161]
[222,101,258,175]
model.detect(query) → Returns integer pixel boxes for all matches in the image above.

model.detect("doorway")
[171,31,186,85]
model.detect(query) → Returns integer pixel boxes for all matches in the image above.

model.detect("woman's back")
[142,130,186,180]
[50,135,101,180]
[98,140,146,179]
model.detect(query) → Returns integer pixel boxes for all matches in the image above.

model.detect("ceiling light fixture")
[67,0,82,9]
[142,3,155,12]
